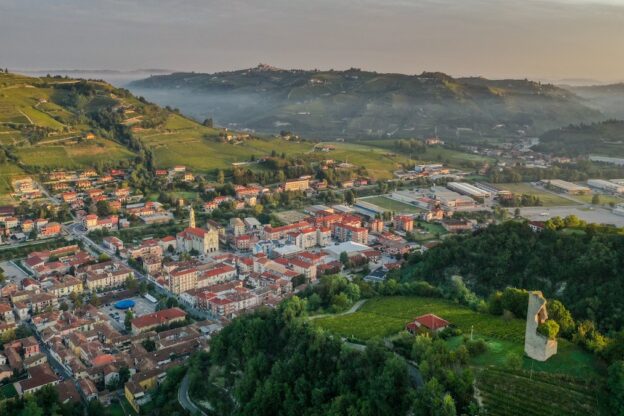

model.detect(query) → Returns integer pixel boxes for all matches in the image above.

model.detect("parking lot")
[99,296,157,331]
[513,206,624,227]
[0,260,30,284]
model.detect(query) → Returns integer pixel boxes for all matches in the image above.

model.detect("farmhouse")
[406,314,450,334]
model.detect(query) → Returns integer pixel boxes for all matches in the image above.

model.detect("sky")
[1,0,624,82]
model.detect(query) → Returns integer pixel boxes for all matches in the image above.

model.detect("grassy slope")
[0,72,136,171]
[315,296,605,415]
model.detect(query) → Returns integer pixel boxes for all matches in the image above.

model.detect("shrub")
[465,338,488,356]
[537,319,560,340]
[504,352,523,370]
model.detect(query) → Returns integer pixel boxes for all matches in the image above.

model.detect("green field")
[498,183,580,206]
[315,142,414,179]
[476,367,601,416]
[316,295,605,416]
[14,139,134,169]
[315,296,601,376]
[358,195,424,214]
[573,193,624,206]
[316,296,526,343]
[0,162,26,204]
[363,140,494,169]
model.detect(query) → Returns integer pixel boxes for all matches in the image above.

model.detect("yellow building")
[48,277,83,297]
[284,178,310,192]
[124,368,166,412]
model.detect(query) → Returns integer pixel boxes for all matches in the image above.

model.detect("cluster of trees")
[399,221,624,412]
[0,384,109,416]
[499,193,542,207]
[303,274,361,313]
[403,221,624,332]
[487,159,624,184]
[189,298,422,416]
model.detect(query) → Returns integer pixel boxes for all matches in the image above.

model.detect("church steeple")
[189,207,196,229]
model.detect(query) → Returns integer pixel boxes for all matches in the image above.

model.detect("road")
[308,299,367,320]
[63,221,213,320]
[178,372,207,416]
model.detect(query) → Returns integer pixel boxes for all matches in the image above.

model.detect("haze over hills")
[565,83,624,120]
[17,69,175,88]
[129,65,604,140]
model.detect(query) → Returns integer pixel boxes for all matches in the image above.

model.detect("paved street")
[178,372,207,416]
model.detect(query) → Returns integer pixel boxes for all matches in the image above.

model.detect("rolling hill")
[0,70,430,201]
[535,119,624,157]
[129,65,603,140]
[565,83,624,120]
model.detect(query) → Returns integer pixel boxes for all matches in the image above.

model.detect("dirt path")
[308,299,367,320]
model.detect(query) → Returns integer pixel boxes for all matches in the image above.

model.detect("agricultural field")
[476,367,602,416]
[315,296,526,343]
[358,195,424,214]
[14,139,134,169]
[572,193,624,206]
[0,162,26,204]
[316,296,602,375]
[314,142,414,179]
[135,118,313,174]
[362,140,494,169]
[316,295,606,416]
[498,183,580,206]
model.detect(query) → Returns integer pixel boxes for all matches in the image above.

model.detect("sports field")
[358,196,424,214]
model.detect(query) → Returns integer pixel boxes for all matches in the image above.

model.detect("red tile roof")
[408,314,449,331]
[131,307,186,329]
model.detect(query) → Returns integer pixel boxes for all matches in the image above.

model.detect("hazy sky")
[1,0,624,81]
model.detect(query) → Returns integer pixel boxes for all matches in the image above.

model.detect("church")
[176,208,219,255]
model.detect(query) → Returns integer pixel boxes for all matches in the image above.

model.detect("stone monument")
[524,291,557,361]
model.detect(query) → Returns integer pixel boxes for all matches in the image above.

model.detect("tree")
[217,169,225,184]
[547,300,575,338]
[339,251,350,267]
[125,275,138,290]
[139,281,148,295]
[537,319,560,339]
[89,295,101,307]
[124,310,134,331]
[413,378,457,416]
[96,200,110,216]
[86,400,107,416]
[142,339,156,352]
[345,190,355,205]
[591,194,601,205]
[20,397,43,416]
[69,291,83,307]
[118,366,131,387]
[504,352,522,370]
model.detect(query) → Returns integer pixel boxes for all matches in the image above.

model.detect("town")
[2,151,624,413]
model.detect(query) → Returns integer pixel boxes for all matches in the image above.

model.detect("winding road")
[178,373,207,416]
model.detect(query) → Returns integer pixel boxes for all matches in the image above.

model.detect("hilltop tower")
[524,291,558,361]
[189,207,196,229]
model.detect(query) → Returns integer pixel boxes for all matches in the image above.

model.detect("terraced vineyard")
[476,368,602,416]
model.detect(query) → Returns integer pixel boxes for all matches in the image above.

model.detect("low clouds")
[1,0,623,81]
